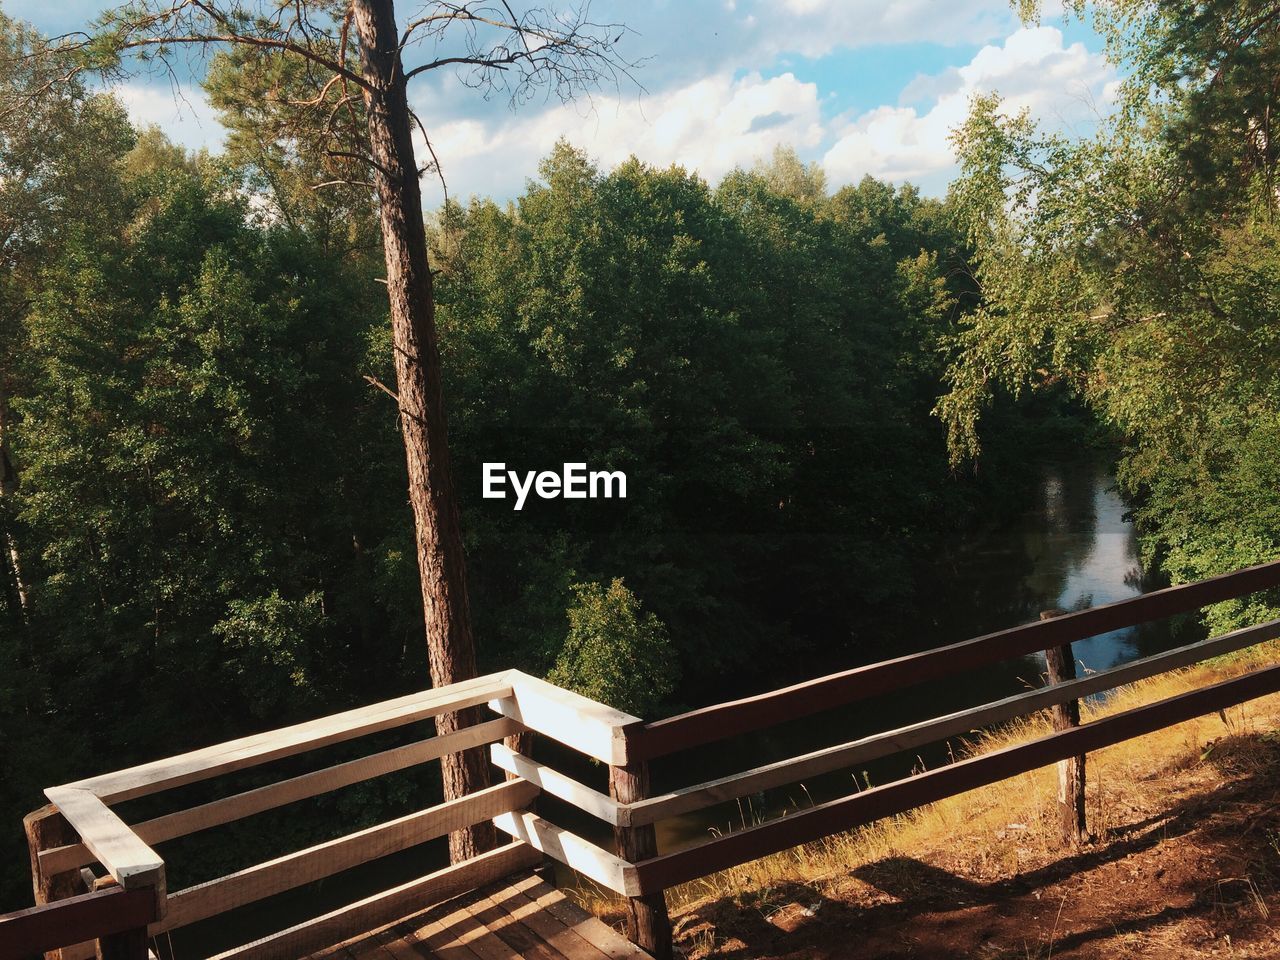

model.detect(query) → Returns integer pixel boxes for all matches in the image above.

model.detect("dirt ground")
[668,731,1280,959]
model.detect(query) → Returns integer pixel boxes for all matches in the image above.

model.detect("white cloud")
[402,0,1018,115]
[421,25,1117,204]
[417,71,823,204]
[91,16,1114,206]
[114,83,224,153]
[822,26,1117,191]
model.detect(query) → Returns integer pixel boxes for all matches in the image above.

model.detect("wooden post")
[609,759,672,960]
[25,804,90,960]
[95,926,149,960]
[25,804,87,905]
[1040,609,1087,846]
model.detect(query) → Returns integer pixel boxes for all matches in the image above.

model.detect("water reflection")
[646,455,1183,853]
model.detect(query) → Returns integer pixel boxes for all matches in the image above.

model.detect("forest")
[2,0,1279,921]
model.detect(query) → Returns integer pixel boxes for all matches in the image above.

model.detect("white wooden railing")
[15,670,647,960]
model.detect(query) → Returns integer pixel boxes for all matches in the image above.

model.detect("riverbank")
[580,642,1280,958]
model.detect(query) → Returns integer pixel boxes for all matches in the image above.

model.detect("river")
[529,454,1183,855]
[639,454,1182,852]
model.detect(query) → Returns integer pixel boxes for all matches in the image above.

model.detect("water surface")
[641,455,1181,852]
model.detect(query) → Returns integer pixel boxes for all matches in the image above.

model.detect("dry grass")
[571,640,1280,951]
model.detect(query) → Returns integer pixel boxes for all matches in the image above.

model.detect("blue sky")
[4,1,1119,203]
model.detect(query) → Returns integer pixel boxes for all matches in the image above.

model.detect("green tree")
[29,0,638,860]
[0,138,423,907]
[0,12,135,628]
[203,42,378,254]
[430,143,981,688]
[548,579,677,717]
[431,143,796,675]
[941,0,1280,628]
[755,144,827,206]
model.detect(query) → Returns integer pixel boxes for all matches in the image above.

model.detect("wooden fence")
[4,673,637,960]
[484,559,1280,954]
[4,559,1280,960]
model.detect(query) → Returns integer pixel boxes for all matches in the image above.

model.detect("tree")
[755,144,827,206]
[25,1,636,861]
[0,12,135,628]
[429,143,982,686]
[548,579,676,717]
[203,42,378,252]
[0,128,404,906]
[941,0,1280,628]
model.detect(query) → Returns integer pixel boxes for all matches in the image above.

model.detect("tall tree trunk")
[0,387,30,620]
[352,0,495,862]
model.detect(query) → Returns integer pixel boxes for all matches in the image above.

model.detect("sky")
[5,0,1120,204]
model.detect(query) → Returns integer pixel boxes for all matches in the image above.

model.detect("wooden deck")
[308,873,652,960]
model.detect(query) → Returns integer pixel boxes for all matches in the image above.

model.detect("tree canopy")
[0,73,1009,904]
[942,0,1280,630]
[0,4,1142,912]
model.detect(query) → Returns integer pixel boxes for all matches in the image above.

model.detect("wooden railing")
[5,672,641,960]
[6,559,1280,960]
[0,887,156,960]
[480,559,1280,954]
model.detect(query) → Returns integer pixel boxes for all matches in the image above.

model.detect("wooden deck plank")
[345,931,397,960]
[512,880,652,960]
[373,926,443,960]
[461,893,562,960]
[483,882,610,960]
[304,874,651,960]
[211,843,539,960]
[411,897,513,960]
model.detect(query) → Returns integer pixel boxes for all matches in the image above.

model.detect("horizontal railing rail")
[203,844,539,960]
[486,672,647,896]
[619,615,1280,827]
[25,670,594,960]
[22,668,652,960]
[629,661,1280,892]
[67,673,514,804]
[487,670,642,765]
[477,560,1280,958]
[38,715,523,878]
[0,886,156,960]
[629,557,1280,760]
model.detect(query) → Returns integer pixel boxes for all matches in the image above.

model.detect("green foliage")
[203,42,378,250]
[755,144,828,206]
[11,164,405,718]
[0,106,413,906]
[547,579,677,717]
[944,0,1280,628]
[427,141,983,679]
[0,13,140,907]
[213,590,325,718]
[0,12,1033,909]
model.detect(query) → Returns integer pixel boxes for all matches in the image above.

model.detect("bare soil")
[669,731,1280,959]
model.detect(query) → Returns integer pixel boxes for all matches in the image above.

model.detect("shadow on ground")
[671,732,1280,959]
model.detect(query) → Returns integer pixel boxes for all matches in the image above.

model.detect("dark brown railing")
[0,886,155,960]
